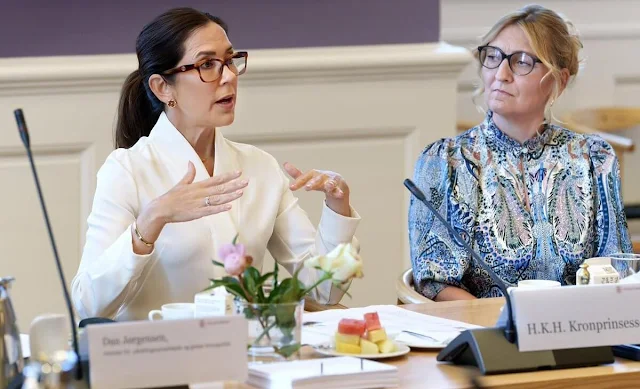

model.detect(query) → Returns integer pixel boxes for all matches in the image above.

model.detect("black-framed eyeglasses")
[163,51,248,82]
[478,45,541,76]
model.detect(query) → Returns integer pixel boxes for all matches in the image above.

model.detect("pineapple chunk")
[336,342,361,354]
[335,333,360,346]
[377,339,395,353]
[360,338,379,354]
[366,328,387,343]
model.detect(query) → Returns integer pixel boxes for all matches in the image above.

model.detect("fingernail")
[305,184,312,189]
[236,190,243,195]
[241,179,249,185]
[225,204,232,210]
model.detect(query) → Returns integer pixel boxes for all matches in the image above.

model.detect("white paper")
[302,304,479,346]
[247,356,398,389]
[394,330,459,347]
[88,316,248,389]
[512,283,640,351]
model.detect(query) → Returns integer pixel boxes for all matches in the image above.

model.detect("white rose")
[304,243,363,283]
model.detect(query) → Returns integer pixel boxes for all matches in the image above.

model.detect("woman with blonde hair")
[409,5,631,301]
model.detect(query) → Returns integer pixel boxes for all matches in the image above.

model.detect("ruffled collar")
[482,111,555,155]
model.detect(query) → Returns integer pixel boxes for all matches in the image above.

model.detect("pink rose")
[218,243,253,276]
[219,243,246,259]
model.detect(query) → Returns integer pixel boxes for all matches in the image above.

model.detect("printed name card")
[511,283,640,352]
[87,315,248,389]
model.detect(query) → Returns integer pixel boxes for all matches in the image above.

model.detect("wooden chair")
[562,107,638,179]
[396,268,433,305]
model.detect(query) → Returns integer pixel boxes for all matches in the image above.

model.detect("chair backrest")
[562,107,637,152]
[396,268,433,304]
[563,107,640,134]
[562,107,638,183]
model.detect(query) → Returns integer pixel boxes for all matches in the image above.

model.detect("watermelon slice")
[338,318,366,336]
[364,312,381,331]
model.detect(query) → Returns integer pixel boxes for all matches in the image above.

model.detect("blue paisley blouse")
[409,111,632,299]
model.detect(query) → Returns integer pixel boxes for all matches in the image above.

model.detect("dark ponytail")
[114,8,228,149]
[115,69,159,148]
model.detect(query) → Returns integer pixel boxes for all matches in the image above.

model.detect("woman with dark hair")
[71,7,360,320]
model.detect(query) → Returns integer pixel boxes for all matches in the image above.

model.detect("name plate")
[511,283,640,351]
[87,315,248,389]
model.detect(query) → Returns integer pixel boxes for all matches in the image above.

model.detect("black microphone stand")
[14,109,83,381]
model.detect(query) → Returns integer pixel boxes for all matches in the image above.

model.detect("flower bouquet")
[206,235,363,360]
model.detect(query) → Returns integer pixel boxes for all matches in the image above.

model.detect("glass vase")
[234,299,305,362]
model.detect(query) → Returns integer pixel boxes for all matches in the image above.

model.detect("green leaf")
[212,259,225,267]
[232,233,239,245]
[257,272,274,287]
[256,288,266,303]
[275,303,297,329]
[243,306,256,320]
[279,326,295,345]
[223,285,247,300]
[281,276,304,304]
[273,343,301,359]
[268,278,291,304]
[273,260,279,290]
[243,267,261,296]
[206,277,250,301]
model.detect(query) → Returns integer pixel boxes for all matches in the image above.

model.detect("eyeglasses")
[477,46,541,76]
[163,51,248,82]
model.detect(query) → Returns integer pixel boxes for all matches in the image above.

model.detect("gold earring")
[168,100,176,108]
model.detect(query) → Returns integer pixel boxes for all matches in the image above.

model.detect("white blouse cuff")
[124,223,156,272]
[318,201,361,245]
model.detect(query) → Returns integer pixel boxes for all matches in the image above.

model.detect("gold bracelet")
[133,220,154,247]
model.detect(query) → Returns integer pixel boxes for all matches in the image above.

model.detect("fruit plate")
[312,341,410,360]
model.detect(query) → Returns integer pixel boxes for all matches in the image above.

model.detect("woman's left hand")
[284,162,351,217]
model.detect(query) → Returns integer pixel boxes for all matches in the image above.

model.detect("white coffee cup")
[148,303,195,321]
[517,279,561,289]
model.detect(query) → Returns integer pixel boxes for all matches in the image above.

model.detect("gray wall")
[1,0,440,58]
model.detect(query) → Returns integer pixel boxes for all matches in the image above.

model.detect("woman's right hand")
[132,162,248,252]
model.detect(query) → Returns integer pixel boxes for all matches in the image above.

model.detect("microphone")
[404,178,613,374]
[14,109,83,381]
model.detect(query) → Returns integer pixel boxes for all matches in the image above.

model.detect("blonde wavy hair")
[472,5,583,120]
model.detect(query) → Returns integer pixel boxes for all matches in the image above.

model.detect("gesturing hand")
[158,161,248,223]
[283,162,351,217]
[135,161,248,251]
